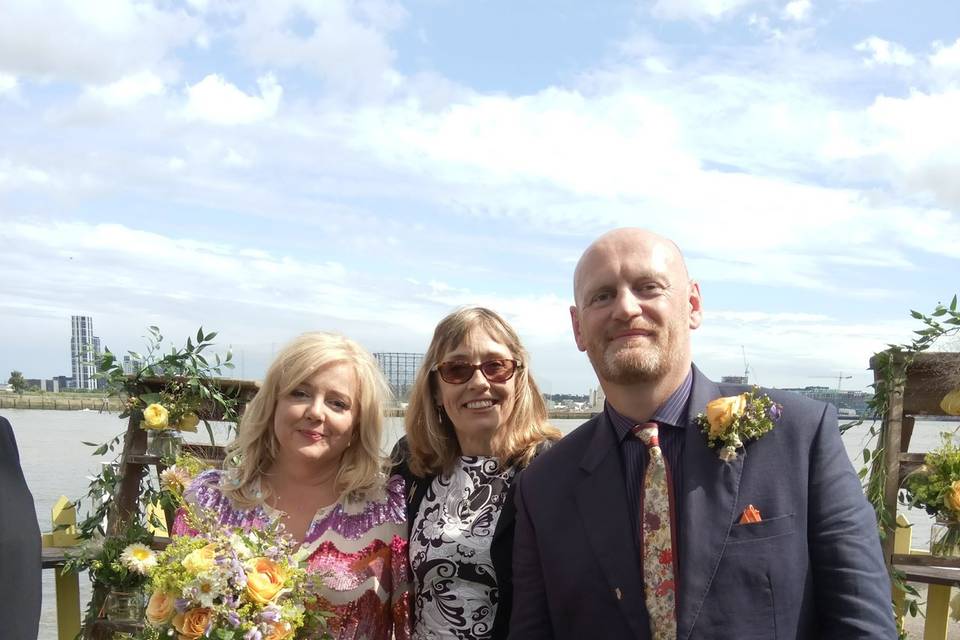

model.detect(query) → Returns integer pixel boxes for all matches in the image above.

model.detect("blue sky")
[1,0,958,395]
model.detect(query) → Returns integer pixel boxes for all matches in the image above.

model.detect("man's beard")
[588,333,679,385]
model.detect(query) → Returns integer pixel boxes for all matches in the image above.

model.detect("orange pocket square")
[739,504,762,524]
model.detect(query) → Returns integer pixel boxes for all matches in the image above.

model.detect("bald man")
[508,229,895,639]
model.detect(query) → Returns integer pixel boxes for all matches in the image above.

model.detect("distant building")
[24,378,42,390]
[49,375,71,392]
[373,352,424,402]
[122,355,144,375]
[589,386,606,410]
[70,315,99,390]
[721,375,749,384]
[780,385,873,417]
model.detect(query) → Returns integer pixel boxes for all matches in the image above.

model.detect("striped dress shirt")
[606,369,692,561]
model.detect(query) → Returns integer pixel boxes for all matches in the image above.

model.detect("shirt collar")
[606,368,694,444]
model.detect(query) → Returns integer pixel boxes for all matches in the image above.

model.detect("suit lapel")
[576,413,647,637]
[677,367,745,640]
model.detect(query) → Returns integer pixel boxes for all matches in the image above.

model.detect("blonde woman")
[175,332,410,640]
[392,307,560,640]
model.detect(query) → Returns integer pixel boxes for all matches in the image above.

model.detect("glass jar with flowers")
[63,524,157,623]
[903,432,960,556]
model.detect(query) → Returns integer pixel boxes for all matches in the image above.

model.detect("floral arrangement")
[133,510,331,640]
[902,432,960,555]
[155,453,215,525]
[64,522,157,621]
[99,326,241,440]
[696,387,782,461]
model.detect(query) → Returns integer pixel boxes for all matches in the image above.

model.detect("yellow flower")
[245,557,288,604]
[705,393,748,438]
[945,480,960,516]
[172,607,212,640]
[181,543,217,574]
[142,403,170,430]
[177,412,200,432]
[145,591,175,627]
[941,389,960,417]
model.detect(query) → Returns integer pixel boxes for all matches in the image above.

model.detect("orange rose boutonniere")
[696,387,782,462]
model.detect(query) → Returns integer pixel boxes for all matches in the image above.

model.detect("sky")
[1,0,959,395]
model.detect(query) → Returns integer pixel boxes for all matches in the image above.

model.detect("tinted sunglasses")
[432,359,522,385]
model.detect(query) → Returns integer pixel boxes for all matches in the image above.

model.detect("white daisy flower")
[120,543,157,574]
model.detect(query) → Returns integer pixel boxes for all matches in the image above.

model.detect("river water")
[5,408,957,639]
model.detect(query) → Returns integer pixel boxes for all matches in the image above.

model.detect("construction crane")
[741,345,750,384]
[810,374,853,391]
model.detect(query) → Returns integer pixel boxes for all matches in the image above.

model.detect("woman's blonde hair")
[405,307,560,476]
[223,332,392,507]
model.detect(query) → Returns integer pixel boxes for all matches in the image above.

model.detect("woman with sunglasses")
[392,307,560,640]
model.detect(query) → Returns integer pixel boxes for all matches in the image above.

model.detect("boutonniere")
[695,387,782,462]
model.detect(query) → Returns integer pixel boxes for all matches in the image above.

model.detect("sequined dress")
[174,469,412,640]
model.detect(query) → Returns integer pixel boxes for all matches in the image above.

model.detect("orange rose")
[945,480,960,515]
[265,621,294,640]
[145,591,175,627]
[245,557,288,604]
[705,393,748,438]
[172,607,212,640]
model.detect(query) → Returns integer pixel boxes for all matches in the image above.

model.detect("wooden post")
[44,496,81,640]
[880,382,905,564]
[892,514,912,623]
[924,584,952,640]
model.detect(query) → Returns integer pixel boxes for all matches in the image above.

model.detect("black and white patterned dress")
[410,456,516,640]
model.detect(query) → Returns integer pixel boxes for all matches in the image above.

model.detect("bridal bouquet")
[136,513,330,640]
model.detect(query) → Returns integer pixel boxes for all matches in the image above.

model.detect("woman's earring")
[436,405,445,425]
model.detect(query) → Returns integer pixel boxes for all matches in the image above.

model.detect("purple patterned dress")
[173,469,412,640]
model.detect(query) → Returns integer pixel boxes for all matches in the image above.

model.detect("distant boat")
[838,408,859,419]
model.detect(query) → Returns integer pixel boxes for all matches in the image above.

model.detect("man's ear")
[570,305,587,352]
[688,280,703,330]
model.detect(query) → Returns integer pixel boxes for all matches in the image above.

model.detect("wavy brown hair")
[222,332,392,508]
[404,307,560,476]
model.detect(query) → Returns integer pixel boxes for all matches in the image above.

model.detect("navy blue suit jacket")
[509,367,896,639]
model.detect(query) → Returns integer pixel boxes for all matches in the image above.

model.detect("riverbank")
[1,395,598,419]
[0,393,123,411]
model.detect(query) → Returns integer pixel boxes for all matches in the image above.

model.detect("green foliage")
[8,370,26,395]
[902,433,960,518]
[98,325,239,442]
[63,522,155,591]
[71,326,239,542]
[853,295,960,635]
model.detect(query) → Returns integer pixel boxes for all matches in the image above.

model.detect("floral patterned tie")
[633,422,677,640]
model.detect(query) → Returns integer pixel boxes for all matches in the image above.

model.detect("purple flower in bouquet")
[175,597,190,613]
[226,611,241,627]
[244,629,263,640]
[260,605,282,623]
[768,403,782,421]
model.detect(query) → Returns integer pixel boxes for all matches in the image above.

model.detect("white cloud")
[650,0,761,21]
[183,74,282,125]
[826,88,960,211]
[0,158,54,190]
[782,0,812,22]
[0,72,18,95]
[854,36,915,67]
[930,38,960,69]
[0,0,198,83]
[228,0,406,101]
[84,71,165,108]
